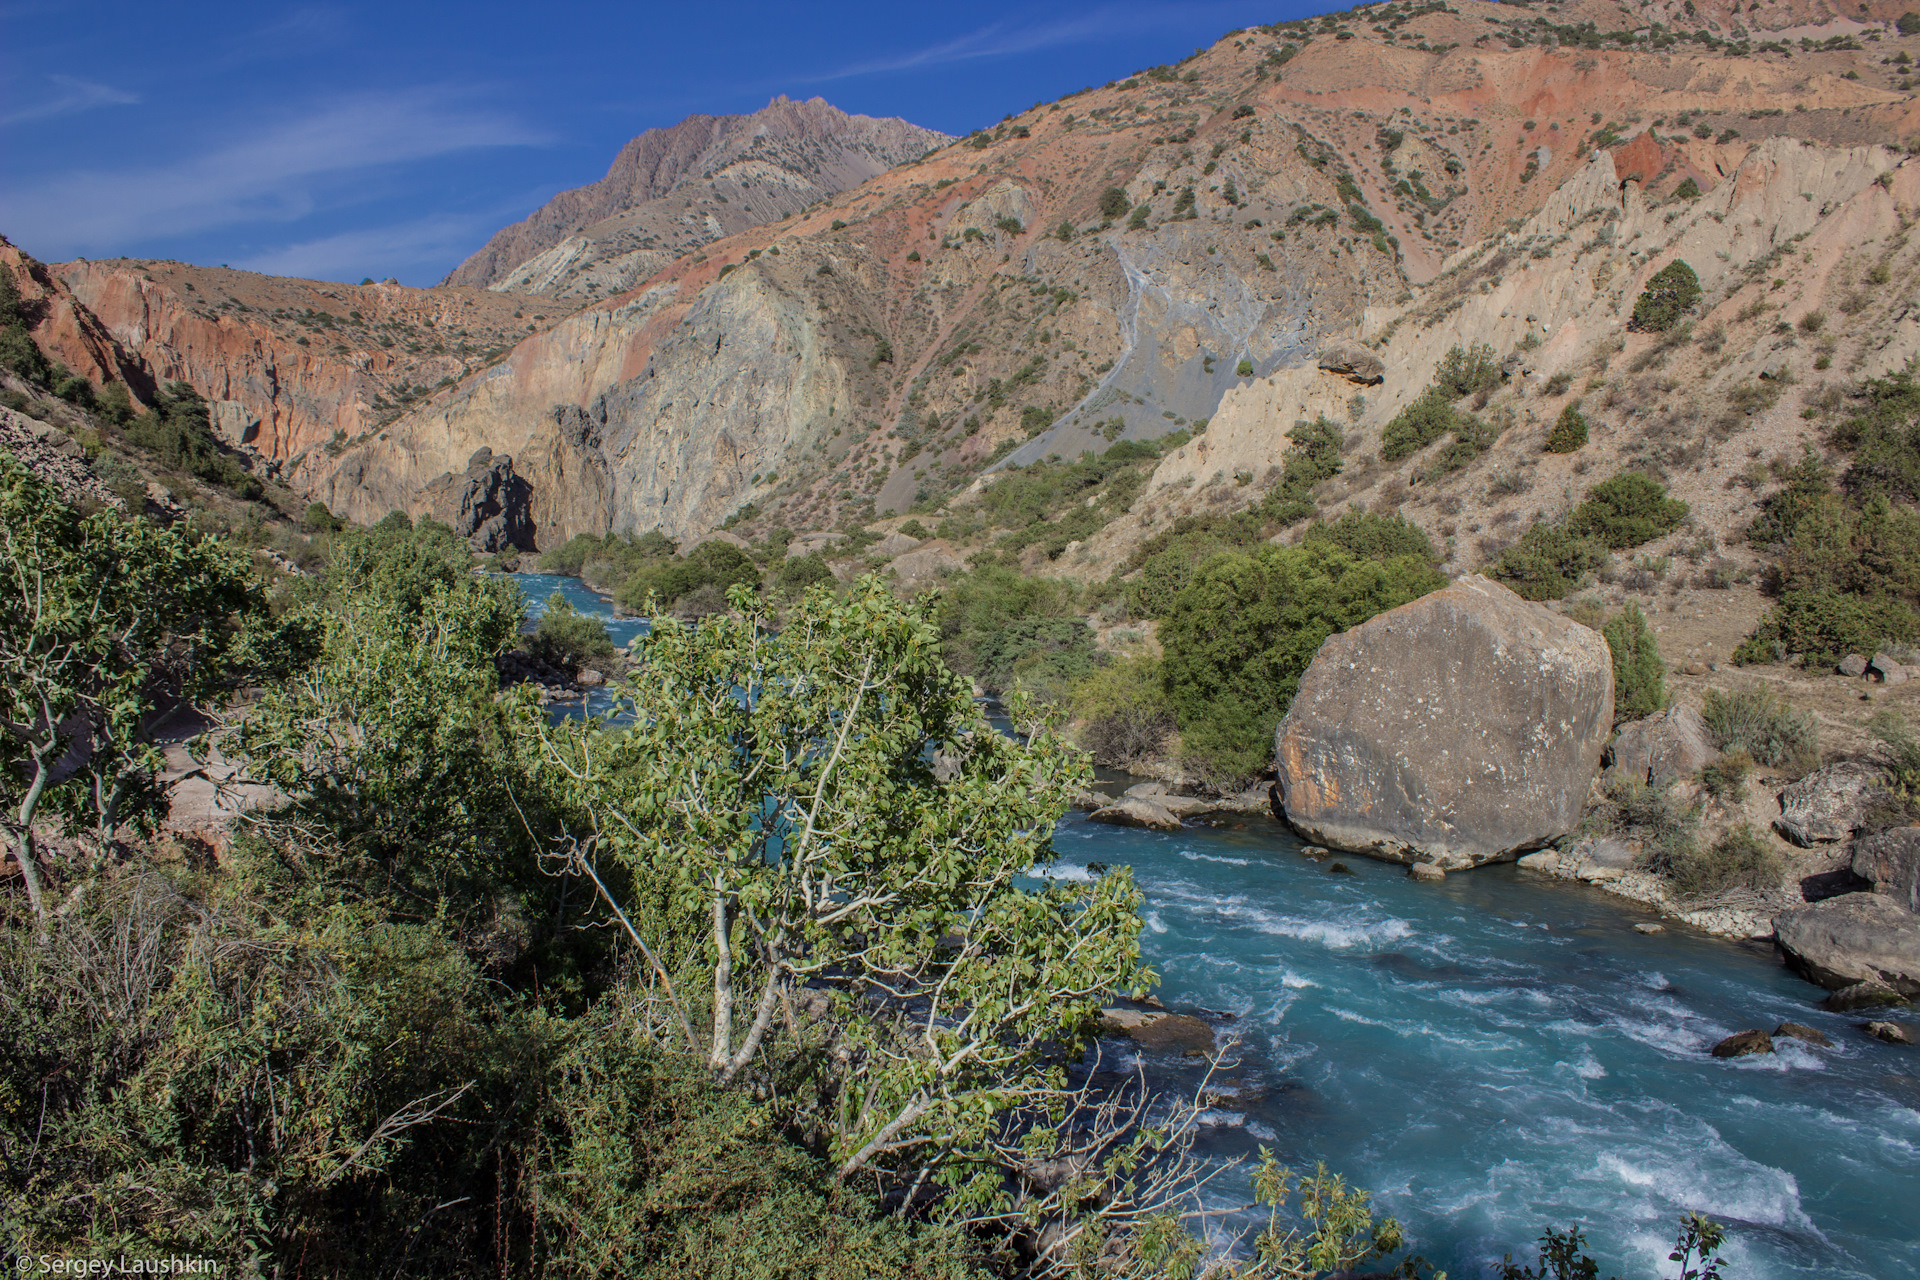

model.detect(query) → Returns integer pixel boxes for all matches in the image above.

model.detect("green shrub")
[1259,416,1343,524]
[1701,686,1819,775]
[1828,371,1920,504]
[1380,388,1460,461]
[122,382,263,498]
[1070,652,1175,766]
[1629,259,1700,333]
[1300,510,1437,561]
[615,540,760,612]
[303,502,344,533]
[1235,357,1255,377]
[1645,823,1784,898]
[1160,542,1445,787]
[1433,341,1503,400]
[1492,522,1608,601]
[936,563,1083,686]
[1700,749,1754,803]
[775,552,836,598]
[1671,176,1701,200]
[1422,410,1501,479]
[1098,186,1132,218]
[527,592,618,673]
[1119,511,1266,618]
[1735,586,1920,667]
[1567,473,1689,549]
[1545,403,1588,453]
[1602,603,1668,725]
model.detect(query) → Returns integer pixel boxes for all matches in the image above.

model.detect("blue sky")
[0,1,1320,287]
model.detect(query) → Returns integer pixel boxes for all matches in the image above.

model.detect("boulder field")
[1272,575,1613,870]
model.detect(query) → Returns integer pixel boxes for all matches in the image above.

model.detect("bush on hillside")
[1117,511,1267,618]
[1492,521,1608,601]
[935,563,1086,689]
[1602,602,1668,725]
[1546,403,1588,453]
[1380,388,1460,462]
[1733,585,1920,667]
[1259,416,1343,524]
[1160,542,1446,787]
[1829,371,1920,504]
[1300,510,1437,562]
[775,552,836,598]
[1701,686,1819,776]
[124,381,262,498]
[527,592,618,674]
[1629,259,1701,333]
[1567,473,1690,549]
[1643,823,1784,899]
[1433,341,1503,401]
[1070,652,1175,767]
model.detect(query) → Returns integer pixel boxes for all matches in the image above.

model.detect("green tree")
[524,579,1148,1205]
[1492,521,1608,601]
[1160,542,1446,786]
[528,592,618,674]
[0,454,283,918]
[1602,603,1668,725]
[1630,259,1701,333]
[1098,186,1132,218]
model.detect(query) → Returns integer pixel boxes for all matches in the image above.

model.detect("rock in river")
[1774,893,1920,996]
[1773,1021,1832,1048]
[1272,575,1614,869]
[1711,1029,1775,1058]
[1087,797,1182,832]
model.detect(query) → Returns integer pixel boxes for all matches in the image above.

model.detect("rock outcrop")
[420,447,534,551]
[1774,893,1920,995]
[1852,827,1920,915]
[443,96,948,299]
[1774,762,1888,847]
[1603,704,1716,789]
[1273,576,1614,869]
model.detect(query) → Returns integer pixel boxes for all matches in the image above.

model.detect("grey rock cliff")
[1273,575,1614,870]
[420,447,534,552]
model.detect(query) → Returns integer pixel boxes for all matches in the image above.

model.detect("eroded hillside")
[287,0,1920,549]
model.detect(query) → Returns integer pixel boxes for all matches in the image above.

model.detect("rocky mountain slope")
[441,96,949,301]
[284,0,1920,549]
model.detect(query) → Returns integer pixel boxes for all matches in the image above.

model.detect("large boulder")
[1272,575,1614,869]
[1774,893,1920,995]
[1852,827,1920,915]
[1316,341,1385,385]
[1774,762,1888,847]
[1603,704,1715,788]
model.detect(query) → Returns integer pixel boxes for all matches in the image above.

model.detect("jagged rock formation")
[443,96,948,300]
[421,447,535,551]
[1273,575,1614,869]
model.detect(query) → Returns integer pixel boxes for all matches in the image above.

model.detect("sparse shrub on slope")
[1380,388,1461,462]
[1546,402,1588,453]
[1493,521,1608,601]
[1567,473,1690,549]
[1701,686,1820,776]
[1602,602,1668,725]
[1629,259,1701,333]
[1300,510,1437,561]
[1433,341,1503,401]
[1644,822,1785,898]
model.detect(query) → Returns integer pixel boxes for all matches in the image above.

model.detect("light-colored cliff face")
[443,96,948,300]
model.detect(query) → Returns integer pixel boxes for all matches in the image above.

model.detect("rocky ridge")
[443,96,949,300]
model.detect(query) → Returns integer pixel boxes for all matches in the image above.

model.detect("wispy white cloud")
[235,211,507,284]
[0,89,549,258]
[795,4,1204,82]
[210,6,349,70]
[0,75,140,128]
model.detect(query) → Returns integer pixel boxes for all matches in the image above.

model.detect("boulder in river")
[1774,762,1888,847]
[1100,1002,1216,1054]
[1851,826,1920,915]
[1864,1020,1915,1044]
[1603,704,1715,789]
[1774,893,1920,995]
[1773,1021,1832,1048]
[1087,797,1182,832]
[1273,576,1613,870]
[1710,1029,1774,1058]
[1408,862,1447,883]
[1820,979,1912,1012]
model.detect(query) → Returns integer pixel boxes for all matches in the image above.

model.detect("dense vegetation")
[1736,378,1920,665]
[1494,473,1689,601]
